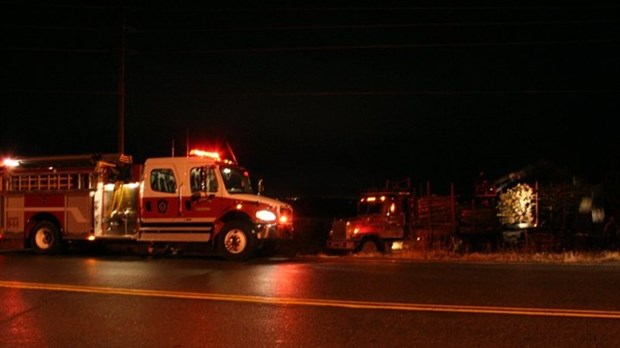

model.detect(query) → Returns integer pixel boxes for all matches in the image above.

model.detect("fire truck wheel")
[30,221,63,255]
[218,222,257,261]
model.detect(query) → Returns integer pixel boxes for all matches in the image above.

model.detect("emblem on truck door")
[157,199,168,214]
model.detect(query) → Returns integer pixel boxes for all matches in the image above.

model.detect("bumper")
[255,223,295,240]
[326,239,356,250]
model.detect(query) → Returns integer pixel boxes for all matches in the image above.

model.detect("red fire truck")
[0,150,294,261]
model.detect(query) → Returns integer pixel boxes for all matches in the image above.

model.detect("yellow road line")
[1,280,619,319]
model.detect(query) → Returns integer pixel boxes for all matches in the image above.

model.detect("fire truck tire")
[30,221,63,255]
[218,221,257,261]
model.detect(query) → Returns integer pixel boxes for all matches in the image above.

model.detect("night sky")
[3,1,619,198]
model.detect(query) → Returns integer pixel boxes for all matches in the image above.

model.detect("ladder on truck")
[1,153,132,193]
[5,171,94,192]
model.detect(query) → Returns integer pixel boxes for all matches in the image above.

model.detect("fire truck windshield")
[220,165,253,194]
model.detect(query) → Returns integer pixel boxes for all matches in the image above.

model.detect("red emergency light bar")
[189,149,220,160]
[2,158,20,167]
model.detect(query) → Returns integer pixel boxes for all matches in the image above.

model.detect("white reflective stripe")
[140,217,218,223]
[138,232,212,242]
[6,207,89,224]
[139,226,213,232]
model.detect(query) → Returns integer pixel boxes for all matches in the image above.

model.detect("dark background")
[3,1,618,198]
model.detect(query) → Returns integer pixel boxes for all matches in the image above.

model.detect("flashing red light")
[2,158,20,167]
[189,149,220,160]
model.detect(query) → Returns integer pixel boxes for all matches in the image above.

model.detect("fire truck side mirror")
[257,178,264,195]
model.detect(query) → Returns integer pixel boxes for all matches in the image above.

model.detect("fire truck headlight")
[256,210,277,222]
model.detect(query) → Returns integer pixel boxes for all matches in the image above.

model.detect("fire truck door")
[141,167,181,221]
[181,166,221,221]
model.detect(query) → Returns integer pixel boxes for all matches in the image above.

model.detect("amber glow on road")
[1,280,620,320]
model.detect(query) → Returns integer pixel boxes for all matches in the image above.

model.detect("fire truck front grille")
[330,220,348,240]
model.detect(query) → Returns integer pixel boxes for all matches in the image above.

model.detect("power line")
[1,2,110,10]
[7,16,615,34]
[4,3,618,11]
[7,19,615,34]
[8,89,118,95]
[128,19,616,33]
[127,5,620,13]
[10,89,613,97]
[5,24,113,32]
[3,47,111,53]
[147,39,615,54]
[5,37,614,54]
[217,90,616,96]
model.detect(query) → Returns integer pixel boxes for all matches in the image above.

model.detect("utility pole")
[117,6,126,154]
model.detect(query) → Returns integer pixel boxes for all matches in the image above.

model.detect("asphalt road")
[1,250,619,348]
